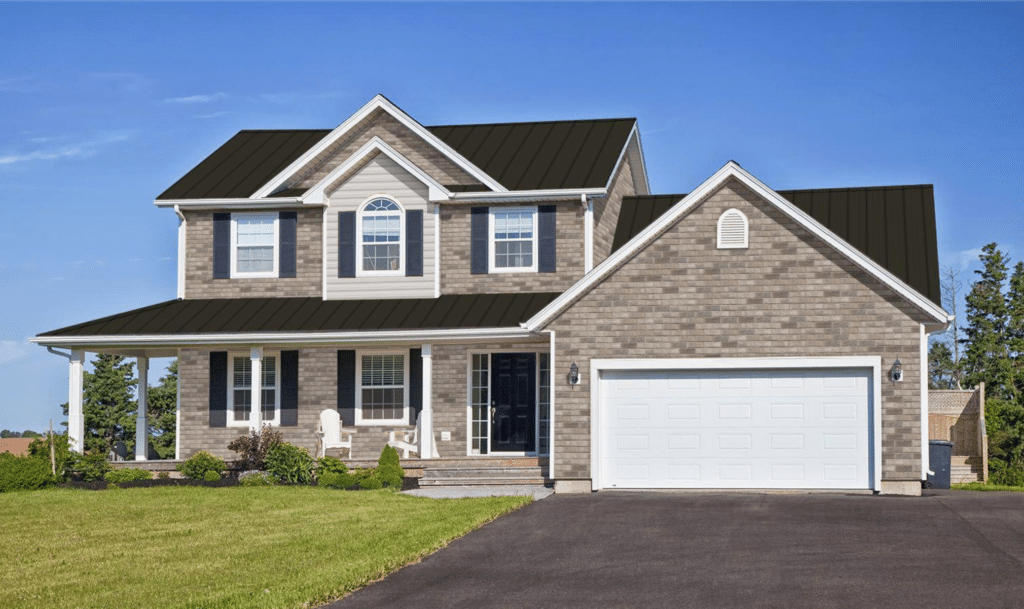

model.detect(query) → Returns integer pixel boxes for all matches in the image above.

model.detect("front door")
[490,353,536,453]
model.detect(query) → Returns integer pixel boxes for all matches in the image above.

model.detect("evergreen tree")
[1007,261,1024,401]
[961,243,1012,399]
[928,341,957,389]
[62,354,137,454]
[146,360,178,459]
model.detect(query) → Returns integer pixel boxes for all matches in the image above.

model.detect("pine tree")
[146,360,178,459]
[928,341,956,389]
[62,354,137,454]
[961,243,1012,399]
[1007,262,1024,401]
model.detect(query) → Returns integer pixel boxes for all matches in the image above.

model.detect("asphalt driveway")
[325,490,1024,608]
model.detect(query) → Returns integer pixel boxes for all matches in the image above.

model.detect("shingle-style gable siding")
[439,202,585,294]
[592,155,637,264]
[547,179,928,482]
[324,154,436,299]
[183,208,322,299]
[290,110,480,192]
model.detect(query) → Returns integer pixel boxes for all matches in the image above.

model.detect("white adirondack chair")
[388,413,439,459]
[317,409,354,459]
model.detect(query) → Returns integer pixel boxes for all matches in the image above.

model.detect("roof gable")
[526,162,950,330]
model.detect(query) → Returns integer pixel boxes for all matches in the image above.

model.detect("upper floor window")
[358,197,404,275]
[490,207,537,272]
[717,208,749,249]
[228,353,280,427]
[232,213,279,277]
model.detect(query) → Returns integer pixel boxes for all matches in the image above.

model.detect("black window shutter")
[470,207,489,274]
[406,210,423,277]
[280,350,299,426]
[209,351,228,428]
[338,211,356,278]
[337,350,356,426]
[213,213,231,279]
[538,205,557,273]
[409,348,422,424]
[279,211,297,278]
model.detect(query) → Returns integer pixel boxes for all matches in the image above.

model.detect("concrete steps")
[419,466,548,487]
[950,456,984,483]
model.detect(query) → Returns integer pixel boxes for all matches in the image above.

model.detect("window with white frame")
[358,198,404,274]
[357,353,407,424]
[470,354,489,454]
[227,354,279,426]
[490,207,537,272]
[232,213,278,277]
[538,352,550,456]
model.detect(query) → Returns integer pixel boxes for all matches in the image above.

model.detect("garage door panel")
[600,368,872,490]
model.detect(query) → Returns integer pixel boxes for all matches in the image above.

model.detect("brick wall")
[546,178,931,482]
[592,155,637,264]
[439,202,585,294]
[183,208,322,299]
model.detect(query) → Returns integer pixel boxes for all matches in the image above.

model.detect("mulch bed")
[60,476,420,491]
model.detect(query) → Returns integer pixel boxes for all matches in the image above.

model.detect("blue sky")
[1,3,1021,432]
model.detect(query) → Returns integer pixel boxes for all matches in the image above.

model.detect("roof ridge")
[235,129,332,134]
[775,184,934,193]
[425,117,637,130]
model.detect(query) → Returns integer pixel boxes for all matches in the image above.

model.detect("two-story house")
[34,95,951,495]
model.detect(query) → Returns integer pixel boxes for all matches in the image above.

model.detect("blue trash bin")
[926,440,953,489]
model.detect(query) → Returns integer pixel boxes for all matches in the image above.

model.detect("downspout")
[548,330,556,483]
[174,205,186,299]
[583,194,594,273]
[47,347,73,361]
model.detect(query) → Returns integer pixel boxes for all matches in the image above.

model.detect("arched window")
[717,208,749,249]
[358,197,404,273]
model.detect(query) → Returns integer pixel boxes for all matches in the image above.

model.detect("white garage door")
[598,368,873,490]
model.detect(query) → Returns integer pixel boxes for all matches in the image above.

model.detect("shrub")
[157,471,170,480]
[358,476,383,490]
[318,471,357,489]
[27,433,73,481]
[203,470,221,482]
[177,451,225,480]
[104,468,154,483]
[375,444,405,488]
[71,452,113,482]
[238,471,277,487]
[227,427,284,471]
[265,443,315,485]
[0,453,53,492]
[317,455,347,477]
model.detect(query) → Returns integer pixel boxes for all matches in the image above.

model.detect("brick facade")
[592,155,637,264]
[183,208,322,299]
[439,201,585,294]
[544,179,932,482]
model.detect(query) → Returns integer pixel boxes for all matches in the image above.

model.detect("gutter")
[154,197,312,209]
[445,188,606,204]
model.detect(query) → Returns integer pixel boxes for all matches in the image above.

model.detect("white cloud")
[0,132,132,167]
[195,111,229,120]
[164,92,227,104]
[0,340,31,366]
[0,76,39,93]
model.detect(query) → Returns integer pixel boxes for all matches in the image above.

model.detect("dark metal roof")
[615,185,941,306]
[157,130,330,200]
[427,118,636,191]
[38,293,560,337]
[157,118,636,200]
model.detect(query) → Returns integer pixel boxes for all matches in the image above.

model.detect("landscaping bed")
[59,476,420,491]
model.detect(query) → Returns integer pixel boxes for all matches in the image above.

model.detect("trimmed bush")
[265,443,315,485]
[203,470,221,482]
[358,476,383,490]
[104,468,153,483]
[227,427,284,471]
[317,455,347,477]
[0,453,53,492]
[157,471,170,480]
[318,471,357,489]
[177,451,225,480]
[71,452,113,482]
[238,471,277,487]
[375,444,405,488]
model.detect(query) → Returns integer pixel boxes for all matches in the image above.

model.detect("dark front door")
[490,353,536,453]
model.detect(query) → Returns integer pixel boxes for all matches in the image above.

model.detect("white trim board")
[588,356,883,492]
[252,94,507,198]
[523,161,952,331]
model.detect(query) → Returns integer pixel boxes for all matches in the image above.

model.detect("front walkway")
[324,490,1024,608]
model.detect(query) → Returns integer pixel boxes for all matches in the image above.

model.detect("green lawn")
[0,486,530,609]
[951,482,1024,492]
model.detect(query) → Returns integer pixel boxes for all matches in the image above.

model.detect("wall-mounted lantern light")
[890,359,903,383]
[568,361,580,386]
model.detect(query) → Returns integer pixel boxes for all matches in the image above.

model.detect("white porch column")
[419,344,434,459]
[68,350,85,454]
[175,349,182,460]
[135,357,149,460]
[250,347,263,432]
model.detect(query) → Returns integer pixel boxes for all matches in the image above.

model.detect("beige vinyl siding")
[325,154,436,300]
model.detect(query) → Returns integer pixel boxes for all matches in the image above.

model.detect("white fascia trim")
[30,327,539,349]
[302,137,452,204]
[154,198,308,209]
[252,94,507,198]
[524,161,950,331]
[632,127,652,196]
[602,124,649,195]
[588,356,883,492]
[447,188,606,203]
